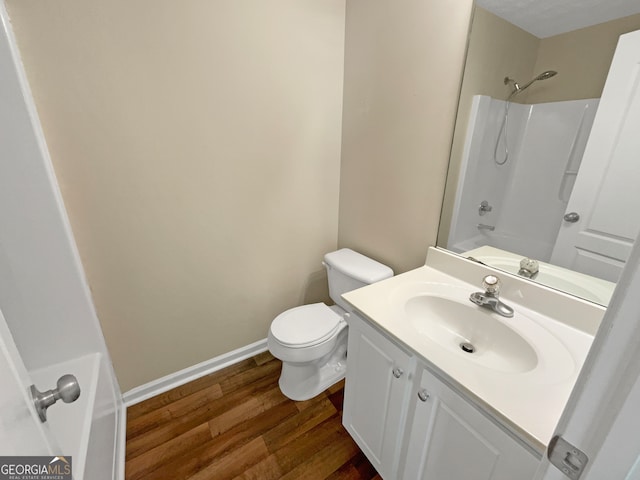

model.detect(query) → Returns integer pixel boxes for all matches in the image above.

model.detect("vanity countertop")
[342,248,605,453]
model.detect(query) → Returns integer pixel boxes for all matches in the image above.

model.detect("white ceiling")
[476,0,640,38]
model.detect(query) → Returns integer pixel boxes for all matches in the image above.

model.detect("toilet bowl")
[268,303,349,401]
[268,249,393,401]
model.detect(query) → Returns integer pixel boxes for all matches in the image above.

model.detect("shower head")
[535,70,558,81]
[505,70,558,98]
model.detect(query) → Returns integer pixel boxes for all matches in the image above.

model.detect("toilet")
[268,248,393,401]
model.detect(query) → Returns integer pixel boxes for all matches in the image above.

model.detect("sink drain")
[460,342,475,353]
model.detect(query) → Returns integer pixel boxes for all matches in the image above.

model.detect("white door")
[0,305,58,455]
[536,236,640,479]
[550,30,640,283]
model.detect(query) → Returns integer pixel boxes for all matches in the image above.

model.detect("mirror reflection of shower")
[494,70,558,165]
[448,94,599,269]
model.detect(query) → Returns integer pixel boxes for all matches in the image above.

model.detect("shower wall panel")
[498,98,599,260]
[448,95,599,262]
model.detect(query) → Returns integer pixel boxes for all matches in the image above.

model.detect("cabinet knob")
[417,389,430,402]
[392,367,404,378]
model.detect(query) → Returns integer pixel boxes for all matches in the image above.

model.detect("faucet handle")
[482,275,501,295]
[519,257,539,274]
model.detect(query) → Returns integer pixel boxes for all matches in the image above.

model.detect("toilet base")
[277,331,348,401]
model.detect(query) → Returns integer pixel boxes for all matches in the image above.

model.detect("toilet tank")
[323,249,394,311]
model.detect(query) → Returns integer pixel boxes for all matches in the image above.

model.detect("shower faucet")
[477,223,495,231]
[478,200,493,216]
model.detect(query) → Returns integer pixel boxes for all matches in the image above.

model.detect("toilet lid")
[271,303,342,348]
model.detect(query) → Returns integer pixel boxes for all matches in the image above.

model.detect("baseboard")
[122,338,269,407]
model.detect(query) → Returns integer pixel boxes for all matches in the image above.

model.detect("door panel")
[421,400,500,479]
[0,5,121,477]
[0,306,56,455]
[551,30,640,282]
[343,314,411,478]
[403,368,538,480]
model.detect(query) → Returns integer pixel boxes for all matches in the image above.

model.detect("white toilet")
[268,248,393,401]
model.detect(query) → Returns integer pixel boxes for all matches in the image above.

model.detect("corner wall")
[6,0,346,391]
[338,0,474,274]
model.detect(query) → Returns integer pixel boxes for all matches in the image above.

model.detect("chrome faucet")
[469,275,514,318]
[518,258,539,279]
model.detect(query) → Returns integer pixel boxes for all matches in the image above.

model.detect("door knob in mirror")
[563,212,580,223]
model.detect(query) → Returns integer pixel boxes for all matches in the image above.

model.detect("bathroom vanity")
[341,248,604,479]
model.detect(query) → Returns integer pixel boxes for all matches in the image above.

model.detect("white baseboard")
[122,338,269,407]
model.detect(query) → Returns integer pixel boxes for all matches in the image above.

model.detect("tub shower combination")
[448,85,599,263]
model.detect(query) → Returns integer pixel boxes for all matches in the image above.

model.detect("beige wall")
[7,0,346,391]
[460,8,540,104]
[528,13,640,103]
[338,0,474,274]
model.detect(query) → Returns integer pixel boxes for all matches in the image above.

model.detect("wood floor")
[125,351,380,479]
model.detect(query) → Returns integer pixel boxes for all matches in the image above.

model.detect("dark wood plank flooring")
[125,351,380,479]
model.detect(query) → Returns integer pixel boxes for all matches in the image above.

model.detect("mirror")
[438,1,640,306]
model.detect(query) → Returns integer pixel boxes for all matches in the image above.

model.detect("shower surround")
[448,94,599,262]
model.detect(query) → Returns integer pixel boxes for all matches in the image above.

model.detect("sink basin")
[404,295,538,373]
[390,281,577,381]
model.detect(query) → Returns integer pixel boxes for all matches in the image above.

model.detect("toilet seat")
[270,303,343,348]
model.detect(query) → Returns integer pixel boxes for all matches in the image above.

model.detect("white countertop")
[342,248,604,452]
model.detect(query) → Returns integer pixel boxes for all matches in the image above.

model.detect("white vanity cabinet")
[344,313,539,480]
[342,312,413,479]
[401,367,539,480]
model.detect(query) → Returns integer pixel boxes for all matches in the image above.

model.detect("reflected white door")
[551,29,640,282]
[0,305,58,455]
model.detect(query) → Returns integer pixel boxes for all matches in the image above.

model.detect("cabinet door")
[343,313,412,479]
[402,368,539,480]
